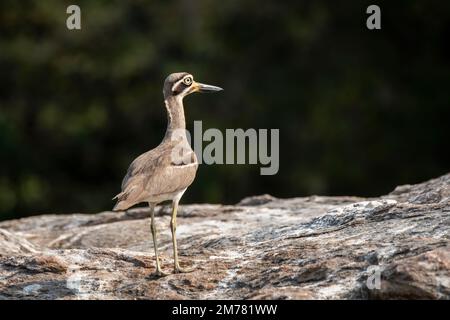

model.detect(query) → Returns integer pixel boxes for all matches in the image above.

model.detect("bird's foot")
[174,265,195,274]
[150,269,169,278]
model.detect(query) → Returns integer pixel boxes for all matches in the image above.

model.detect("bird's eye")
[183,77,192,85]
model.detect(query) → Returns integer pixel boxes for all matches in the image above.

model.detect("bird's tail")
[112,200,129,212]
[112,192,128,211]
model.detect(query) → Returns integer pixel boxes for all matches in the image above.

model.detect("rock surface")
[0,174,449,300]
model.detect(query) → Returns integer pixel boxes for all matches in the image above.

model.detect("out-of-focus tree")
[0,0,449,219]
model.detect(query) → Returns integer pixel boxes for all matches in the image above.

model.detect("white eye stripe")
[171,76,193,93]
[171,80,183,92]
[172,82,185,93]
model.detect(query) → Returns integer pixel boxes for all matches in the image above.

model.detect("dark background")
[0,0,449,220]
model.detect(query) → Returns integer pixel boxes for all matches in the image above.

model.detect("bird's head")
[163,72,223,99]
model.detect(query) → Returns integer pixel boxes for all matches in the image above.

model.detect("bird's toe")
[174,265,195,274]
[148,269,169,278]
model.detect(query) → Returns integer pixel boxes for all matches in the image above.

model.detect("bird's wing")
[113,140,197,210]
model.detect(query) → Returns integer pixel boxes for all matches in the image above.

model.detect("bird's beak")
[192,81,223,93]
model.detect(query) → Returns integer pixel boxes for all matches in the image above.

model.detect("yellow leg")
[170,200,193,273]
[149,203,167,277]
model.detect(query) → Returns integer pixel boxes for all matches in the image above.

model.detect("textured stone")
[0,174,448,299]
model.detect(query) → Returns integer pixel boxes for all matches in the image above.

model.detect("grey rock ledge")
[0,174,449,299]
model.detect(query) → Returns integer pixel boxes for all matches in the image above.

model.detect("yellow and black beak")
[192,81,223,93]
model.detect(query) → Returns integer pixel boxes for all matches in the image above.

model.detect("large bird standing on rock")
[113,73,223,276]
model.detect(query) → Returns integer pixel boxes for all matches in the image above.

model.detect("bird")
[113,72,223,276]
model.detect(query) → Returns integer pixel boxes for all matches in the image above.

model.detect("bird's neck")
[164,96,187,140]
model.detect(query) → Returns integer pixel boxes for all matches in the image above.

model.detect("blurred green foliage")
[0,0,449,220]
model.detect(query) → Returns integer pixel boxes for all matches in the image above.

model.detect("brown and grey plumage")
[113,139,197,210]
[113,72,222,276]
